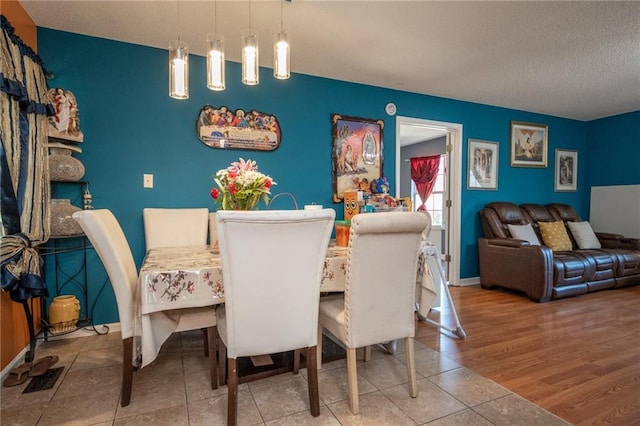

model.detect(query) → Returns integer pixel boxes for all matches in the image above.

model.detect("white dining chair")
[215,209,335,425]
[208,212,218,246]
[318,211,428,414]
[142,207,216,359]
[73,209,218,407]
[142,207,209,249]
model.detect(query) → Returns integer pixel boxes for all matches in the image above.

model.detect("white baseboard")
[1,322,120,382]
[455,276,480,287]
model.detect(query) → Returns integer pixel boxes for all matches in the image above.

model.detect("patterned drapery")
[410,155,441,211]
[0,15,53,302]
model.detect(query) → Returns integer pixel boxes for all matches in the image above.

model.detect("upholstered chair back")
[215,209,335,358]
[143,207,209,249]
[73,210,137,339]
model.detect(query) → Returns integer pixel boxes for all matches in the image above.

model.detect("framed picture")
[510,121,548,167]
[331,114,384,202]
[555,149,578,192]
[195,105,281,151]
[467,139,498,190]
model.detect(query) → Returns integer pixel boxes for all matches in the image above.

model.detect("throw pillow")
[538,221,573,251]
[567,221,601,249]
[507,223,541,245]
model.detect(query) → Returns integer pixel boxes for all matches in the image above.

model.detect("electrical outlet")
[143,174,153,188]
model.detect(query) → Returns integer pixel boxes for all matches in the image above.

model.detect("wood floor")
[415,284,640,426]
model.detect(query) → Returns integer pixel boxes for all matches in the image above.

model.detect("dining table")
[134,241,438,368]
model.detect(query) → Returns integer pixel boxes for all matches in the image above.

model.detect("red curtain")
[410,155,440,211]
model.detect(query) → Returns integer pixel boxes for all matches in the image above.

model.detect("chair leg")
[121,337,134,407]
[293,349,301,374]
[306,346,321,417]
[405,337,418,398]
[363,346,372,362]
[207,326,218,390]
[202,328,209,357]
[218,338,227,386]
[227,357,239,426]
[346,347,359,414]
[317,326,323,370]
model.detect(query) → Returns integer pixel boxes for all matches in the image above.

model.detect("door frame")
[395,116,462,286]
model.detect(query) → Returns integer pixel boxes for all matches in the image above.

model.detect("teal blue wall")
[37,28,636,324]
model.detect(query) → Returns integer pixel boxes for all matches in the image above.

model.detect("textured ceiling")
[20,0,640,121]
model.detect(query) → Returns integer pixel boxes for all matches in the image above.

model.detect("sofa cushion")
[507,223,541,245]
[567,221,601,249]
[539,221,572,251]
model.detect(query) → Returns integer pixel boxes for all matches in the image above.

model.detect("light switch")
[143,174,153,188]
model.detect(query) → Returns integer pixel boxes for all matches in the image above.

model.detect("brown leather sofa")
[478,202,640,302]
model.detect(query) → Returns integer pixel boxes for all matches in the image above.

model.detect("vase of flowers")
[210,158,276,210]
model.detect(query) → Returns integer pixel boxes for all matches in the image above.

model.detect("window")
[411,155,446,227]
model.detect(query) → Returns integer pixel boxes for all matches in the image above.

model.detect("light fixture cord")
[280,0,284,31]
[249,0,252,33]
[214,0,218,33]
[177,0,181,41]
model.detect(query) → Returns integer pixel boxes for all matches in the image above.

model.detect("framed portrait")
[555,149,578,192]
[331,114,384,202]
[467,139,498,190]
[510,121,548,167]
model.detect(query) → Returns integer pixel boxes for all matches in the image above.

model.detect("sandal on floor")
[2,362,33,387]
[28,355,59,377]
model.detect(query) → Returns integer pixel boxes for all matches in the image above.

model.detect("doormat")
[22,367,64,394]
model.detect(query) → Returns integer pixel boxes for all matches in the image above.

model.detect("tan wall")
[1,0,41,371]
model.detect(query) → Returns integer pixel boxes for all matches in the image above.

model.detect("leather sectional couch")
[478,202,640,302]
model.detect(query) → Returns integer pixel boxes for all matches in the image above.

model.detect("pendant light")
[242,0,259,85]
[274,0,290,79]
[169,1,189,99]
[206,0,225,91]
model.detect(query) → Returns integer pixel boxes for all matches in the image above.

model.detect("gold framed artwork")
[331,114,384,203]
[510,121,548,167]
[555,149,578,192]
[467,139,498,190]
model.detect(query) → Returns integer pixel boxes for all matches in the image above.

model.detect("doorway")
[395,116,462,287]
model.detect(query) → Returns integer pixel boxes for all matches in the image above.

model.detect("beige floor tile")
[250,375,322,422]
[429,367,511,406]
[68,344,122,372]
[382,378,467,424]
[403,347,461,378]
[0,401,47,426]
[53,364,121,400]
[472,394,571,426]
[184,368,231,403]
[188,389,263,426]
[114,369,186,419]
[80,330,122,352]
[265,406,341,425]
[427,408,495,425]
[316,365,377,404]
[357,354,418,391]
[328,390,417,425]
[113,402,189,425]
[38,385,120,426]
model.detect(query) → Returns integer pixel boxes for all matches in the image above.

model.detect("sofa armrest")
[597,233,640,250]
[478,238,554,302]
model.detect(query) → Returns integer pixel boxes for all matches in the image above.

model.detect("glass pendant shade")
[206,33,226,91]
[169,40,189,99]
[274,31,290,79]
[242,30,259,85]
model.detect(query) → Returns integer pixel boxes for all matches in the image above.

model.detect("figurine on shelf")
[374,176,390,195]
[47,88,84,142]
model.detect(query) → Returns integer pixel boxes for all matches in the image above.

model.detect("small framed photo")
[555,149,578,192]
[510,121,548,167]
[467,139,498,190]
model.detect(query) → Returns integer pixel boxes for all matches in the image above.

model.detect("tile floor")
[1,330,570,425]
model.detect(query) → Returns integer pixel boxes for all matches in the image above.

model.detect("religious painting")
[331,114,384,203]
[196,105,281,151]
[510,121,548,167]
[47,88,84,142]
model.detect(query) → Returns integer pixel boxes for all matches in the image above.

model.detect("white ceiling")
[20,0,640,122]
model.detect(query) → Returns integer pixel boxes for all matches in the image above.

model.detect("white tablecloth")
[135,242,437,367]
